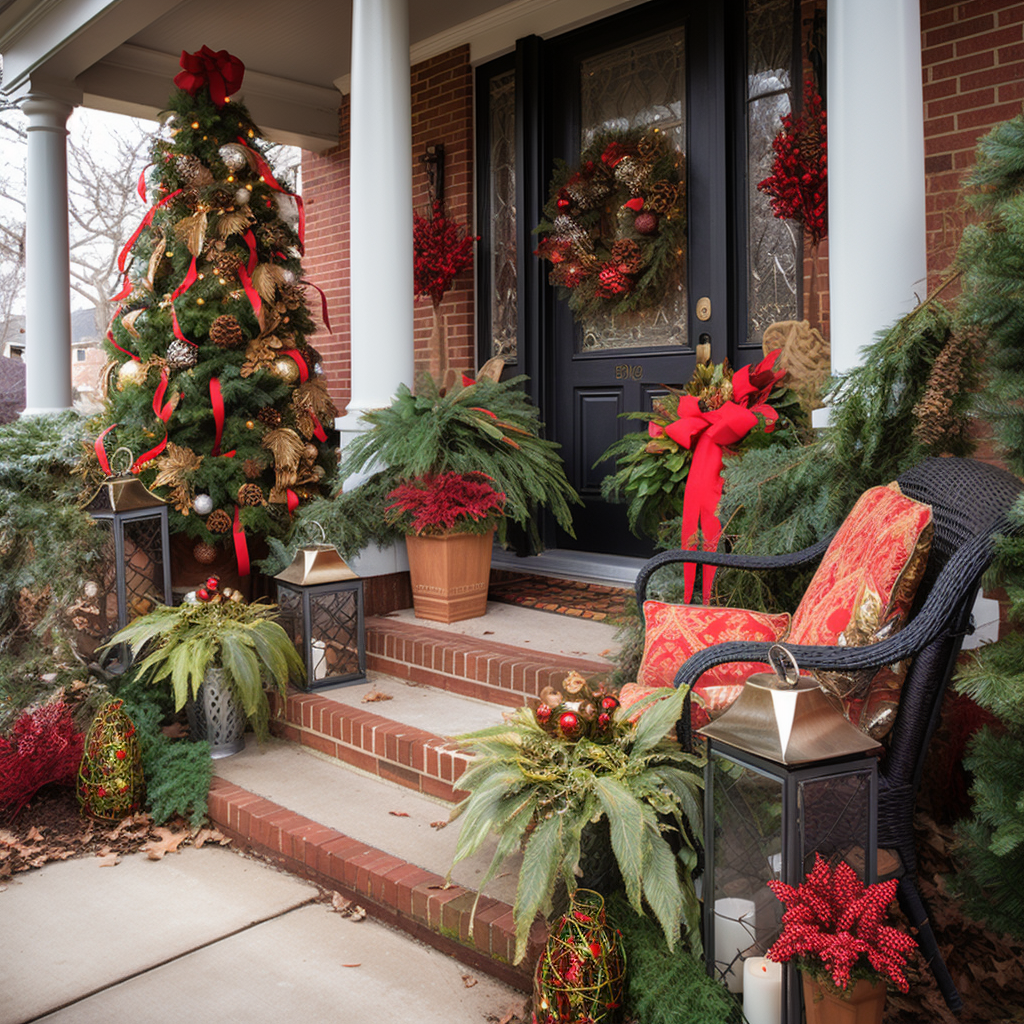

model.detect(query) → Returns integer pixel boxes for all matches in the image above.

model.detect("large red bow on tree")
[649,350,786,603]
[174,46,245,107]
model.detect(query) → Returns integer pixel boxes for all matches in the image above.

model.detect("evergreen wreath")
[535,127,686,320]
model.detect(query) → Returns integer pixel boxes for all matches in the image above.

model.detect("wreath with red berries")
[535,127,686,320]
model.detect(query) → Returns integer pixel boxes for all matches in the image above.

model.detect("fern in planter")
[337,374,580,550]
[447,673,702,964]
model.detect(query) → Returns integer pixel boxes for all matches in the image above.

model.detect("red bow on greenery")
[174,46,245,107]
[650,350,786,603]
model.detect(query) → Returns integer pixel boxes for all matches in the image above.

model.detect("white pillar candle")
[743,957,782,1024]
[714,897,756,993]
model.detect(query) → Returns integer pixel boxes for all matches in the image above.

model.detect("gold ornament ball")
[303,443,318,461]
[246,420,255,430]
[117,361,146,389]
[271,356,300,384]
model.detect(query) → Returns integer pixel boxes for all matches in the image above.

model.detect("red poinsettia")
[412,201,478,306]
[757,78,828,245]
[767,854,917,994]
[386,471,505,536]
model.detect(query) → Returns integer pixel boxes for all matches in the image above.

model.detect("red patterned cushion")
[789,482,933,738]
[624,602,791,728]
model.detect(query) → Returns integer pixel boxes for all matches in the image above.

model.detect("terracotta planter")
[404,529,494,623]
[802,974,886,1024]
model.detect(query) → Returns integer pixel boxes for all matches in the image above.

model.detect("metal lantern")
[274,534,366,690]
[82,454,172,672]
[697,646,882,1024]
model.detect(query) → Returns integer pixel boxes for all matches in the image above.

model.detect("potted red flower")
[386,470,505,622]
[766,854,917,1024]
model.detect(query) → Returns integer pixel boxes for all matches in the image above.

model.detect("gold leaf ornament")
[173,211,208,257]
[261,427,304,473]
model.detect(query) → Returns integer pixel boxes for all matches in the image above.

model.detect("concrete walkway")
[0,845,521,1024]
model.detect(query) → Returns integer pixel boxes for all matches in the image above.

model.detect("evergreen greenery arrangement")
[89,47,336,569]
[946,111,1024,940]
[337,373,579,550]
[104,597,305,742]
[447,672,702,965]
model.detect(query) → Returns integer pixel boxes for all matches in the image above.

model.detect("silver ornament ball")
[218,144,248,172]
[234,187,251,206]
[193,493,214,516]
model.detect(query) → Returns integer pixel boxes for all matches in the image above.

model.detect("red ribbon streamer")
[237,264,262,317]
[94,425,117,475]
[137,164,152,202]
[133,433,168,471]
[210,377,225,455]
[174,46,245,107]
[105,306,141,362]
[171,256,198,301]
[110,274,133,302]
[286,489,299,516]
[300,279,333,334]
[170,306,198,348]
[232,505,251,576]
[243,230,258,275]
[279,348,309,383]
[118,190,181,273]
[652,350,786,603]
[152,369,175,424]
[236,138,305,252]
[309,412,327,443]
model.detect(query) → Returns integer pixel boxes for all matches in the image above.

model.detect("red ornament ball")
[535,704,552,723]
[205,576,220,592]
[196,587,210,602]
[600,696,620,712]
[633,211,659,236]
[558,711,580,736]
[597,712,612,729]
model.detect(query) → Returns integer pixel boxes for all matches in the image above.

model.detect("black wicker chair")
[635,456,1024,1014]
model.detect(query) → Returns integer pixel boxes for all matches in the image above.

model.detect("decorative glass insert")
[489,70,518,363]
[578,29,687,352]
[746,0,799,349]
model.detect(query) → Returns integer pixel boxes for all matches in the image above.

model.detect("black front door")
[541,3,729,556]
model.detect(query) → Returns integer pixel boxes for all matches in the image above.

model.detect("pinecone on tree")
[193,541,218,565]
[211,249,244,280]
[206,509,232,534]
[176,154,214,188]
[257,222,292,250]
[609,239,644,275]
[614,156,650,195]
[257,407,282,428]
[237,483,264,506]
[209,315,245,349]
[912,327,982,451]
[242,458,264,480]
[166,339,198,371]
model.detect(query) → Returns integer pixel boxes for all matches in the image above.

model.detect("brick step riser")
[365,617,612,708]
[270,691,472,803]
[207,777,544,992]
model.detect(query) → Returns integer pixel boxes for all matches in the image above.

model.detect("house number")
[615,364,644,380]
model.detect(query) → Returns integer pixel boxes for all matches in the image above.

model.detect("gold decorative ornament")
[271,356,300,384]
[117,360,147,389]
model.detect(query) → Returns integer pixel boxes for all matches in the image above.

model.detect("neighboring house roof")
[0,308,102,352]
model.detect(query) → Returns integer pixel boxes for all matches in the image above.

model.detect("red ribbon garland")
[137,164,152,202]
[232,505,251,576]
[111,275,133,302]
[152,369,175,424]
[286,489,299,515]
[237,264,262,317]
[300,279,333,334]
[243,230,258,275]
[118,190,181,273]
[94,425,117,475]
[105,306,141,362]
[209,378,225,455]
[174,46,245,107]
[171,256,198,301]
[651,350,786,603]
[133,434,168,472]
[236,138,305,253]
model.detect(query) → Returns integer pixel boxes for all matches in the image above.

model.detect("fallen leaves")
[430,819,448,830]
[141,827,188,860]
[96,847,120,867]
[362,688,393,703]
[388,810,410,818]
[461,974,478,988]
[330,892,366,920]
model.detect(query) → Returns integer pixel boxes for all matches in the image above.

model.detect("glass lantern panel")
[710,757,783,990]
[308,588,361,683]
[74,518,118,660]
[122,513,168,622]
[798,768,874,881]
[276,585,305,658]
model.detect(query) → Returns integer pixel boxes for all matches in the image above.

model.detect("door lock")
[696,296,711,321]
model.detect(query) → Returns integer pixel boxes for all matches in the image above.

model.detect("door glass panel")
[488,70,518,363]
[746,0,799,348]
[578,29,687,353]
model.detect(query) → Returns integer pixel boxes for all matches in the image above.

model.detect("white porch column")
[341,0,414,429]
[827,0,927,375]
[22,92,75,414]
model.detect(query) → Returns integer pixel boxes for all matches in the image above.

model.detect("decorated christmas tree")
[91,46,336,575]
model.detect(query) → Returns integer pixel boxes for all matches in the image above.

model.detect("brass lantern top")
[697,645,883,766]
[84,473,168,515]
[275,544,359,586]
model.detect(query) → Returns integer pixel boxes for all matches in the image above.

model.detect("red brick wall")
[301,46,476,414]
[411,46,476,380]
[301,100,351,413]
[922,0,1024,291]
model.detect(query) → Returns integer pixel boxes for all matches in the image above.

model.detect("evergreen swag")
[535,127,686,321]
[947,111,1024,940]
[90,54,336,557]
